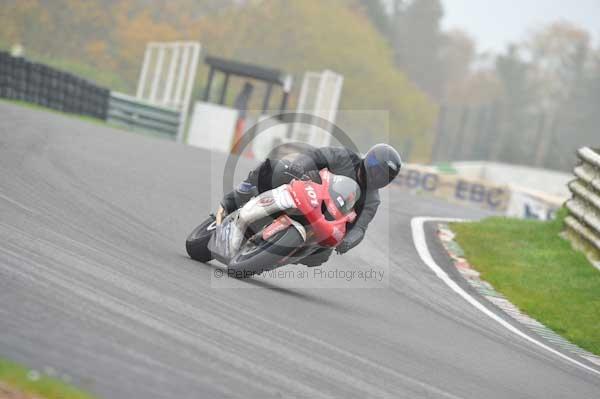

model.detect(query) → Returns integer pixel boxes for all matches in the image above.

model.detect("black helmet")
[361,144,402,189]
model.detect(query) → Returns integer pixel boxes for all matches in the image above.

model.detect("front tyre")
[228,227,304,278]
[186,215,217,262]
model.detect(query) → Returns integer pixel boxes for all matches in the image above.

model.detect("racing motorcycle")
[185,169,361,278]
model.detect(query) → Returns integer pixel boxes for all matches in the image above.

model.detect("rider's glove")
[286,162,321,184]
[286,162,306,180]
[304,169,322,184]
[336,227,365,254]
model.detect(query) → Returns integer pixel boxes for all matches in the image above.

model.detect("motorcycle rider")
[217,143,402,266]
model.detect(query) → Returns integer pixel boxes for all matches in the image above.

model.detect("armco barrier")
[0,51,109,119]
[107,92,180,138]
[565,147,600,254]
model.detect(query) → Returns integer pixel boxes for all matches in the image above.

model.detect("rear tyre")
[228,227,304,278]
[186,215,217,262]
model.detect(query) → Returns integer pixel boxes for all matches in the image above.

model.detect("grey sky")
[441,0,600,52]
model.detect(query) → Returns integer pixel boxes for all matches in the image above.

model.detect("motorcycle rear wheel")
[228,227,304,278]
[186,215,216,262]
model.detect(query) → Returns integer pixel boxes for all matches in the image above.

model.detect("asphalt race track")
[1,101,599,398]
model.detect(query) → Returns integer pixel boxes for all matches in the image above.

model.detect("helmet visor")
[365,152,397,189]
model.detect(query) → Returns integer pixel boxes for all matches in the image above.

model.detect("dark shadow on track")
[181,255,358,314]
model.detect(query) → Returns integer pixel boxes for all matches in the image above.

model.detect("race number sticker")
[305,185,319,207]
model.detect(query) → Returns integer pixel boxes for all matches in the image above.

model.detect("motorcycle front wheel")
[228,227,304,278]
[186,214,217,262]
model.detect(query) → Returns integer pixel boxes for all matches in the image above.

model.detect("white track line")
[411,216,600,377]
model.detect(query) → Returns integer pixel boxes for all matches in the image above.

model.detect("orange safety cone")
[231,117,253,158]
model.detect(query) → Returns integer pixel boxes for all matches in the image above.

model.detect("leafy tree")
[526,22,591,112]
[523,22,594,169]
[476,23,598,170]
[493,45,538,163]
[358,0,391,37]
[0,0,437,160]
[438,29,477,102]
[390,0,445,99]
[190,0,437,159]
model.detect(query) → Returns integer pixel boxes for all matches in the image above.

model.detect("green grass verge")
[450,209,600,355]
[0,358,95,399]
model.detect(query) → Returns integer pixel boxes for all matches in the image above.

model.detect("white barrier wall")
[187,101,238,153]
[394,165,510,212]
[394,164,563,220]
[451,161,571,199]
[506,188,562,220]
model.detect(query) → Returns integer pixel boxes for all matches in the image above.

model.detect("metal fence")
[0,51,109,119]
[107,92,180,138]
[565,147,600,255]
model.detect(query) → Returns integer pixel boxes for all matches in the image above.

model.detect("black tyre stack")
[0,51,110,120]
[0,51,8,99]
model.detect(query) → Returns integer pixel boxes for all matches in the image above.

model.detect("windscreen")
[328,175,361,215]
